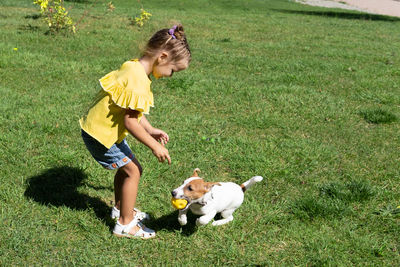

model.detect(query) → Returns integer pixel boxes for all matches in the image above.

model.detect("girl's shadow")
[24,166,114,228]
[24,166,197,236]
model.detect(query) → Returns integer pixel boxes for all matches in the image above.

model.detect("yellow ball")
[171,198,188,210]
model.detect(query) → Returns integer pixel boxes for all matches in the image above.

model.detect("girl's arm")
[140,114,170,146]
[139,115,154,133]
[124,109,171,164]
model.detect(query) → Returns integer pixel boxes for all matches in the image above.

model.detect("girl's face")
[152,53,189,79]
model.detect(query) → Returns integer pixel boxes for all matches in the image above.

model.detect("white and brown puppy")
[171,168,263,226]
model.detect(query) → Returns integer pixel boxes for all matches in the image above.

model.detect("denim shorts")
[81,130,134,170]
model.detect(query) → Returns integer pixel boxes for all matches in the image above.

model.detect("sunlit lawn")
[0,0,399,265]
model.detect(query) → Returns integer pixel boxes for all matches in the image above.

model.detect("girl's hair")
[144,24,191,62]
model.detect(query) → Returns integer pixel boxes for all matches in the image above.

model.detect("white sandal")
[113,218,156,239]
[111,207,150,221]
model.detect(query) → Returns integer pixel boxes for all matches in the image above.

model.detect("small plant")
[319,182,347,200]
[345,180,374,202]
[33,0,76,33]
[374,205,400,217]
[291,180,375,221]
[201,136,221,143]
[359,108,397,124]
[291,196,349,221]
[319,180,374,202]
[106,1,115,12]
[131,8,152,27]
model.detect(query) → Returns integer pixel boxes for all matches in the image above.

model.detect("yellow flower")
[13,48,18,51]
[107,2,115,12]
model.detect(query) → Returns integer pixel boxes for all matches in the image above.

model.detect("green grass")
[359,107,398,124]
[1,0,400,265]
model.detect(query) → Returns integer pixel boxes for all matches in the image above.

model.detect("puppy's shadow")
[24,166,113,228]
[147,210,198,236]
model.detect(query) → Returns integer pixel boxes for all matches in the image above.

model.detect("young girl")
[80,25,191,239]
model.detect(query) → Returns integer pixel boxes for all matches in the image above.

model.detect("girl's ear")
[157,51,169,63]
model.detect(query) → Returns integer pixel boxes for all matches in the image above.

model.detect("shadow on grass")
[272,9,400,22]
[25,166,198,236]
[147,210,198,237]
[18,24,40,32]
[24,166,114,229]
[24,14,41,20]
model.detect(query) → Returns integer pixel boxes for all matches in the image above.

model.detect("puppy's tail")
[240,176,263,192]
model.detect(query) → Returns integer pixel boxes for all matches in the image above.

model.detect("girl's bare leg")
[114,158,143,234]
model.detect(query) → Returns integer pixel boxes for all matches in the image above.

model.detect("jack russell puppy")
[171,168,263,226]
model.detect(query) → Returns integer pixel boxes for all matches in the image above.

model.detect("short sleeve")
[99,61,154,114]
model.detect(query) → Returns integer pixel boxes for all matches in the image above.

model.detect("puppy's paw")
[212,220,221,226]
[178,215,187,226]
[212,220,228,226]
[195,218,204,226]
[212,216,233,226]
[196,217,209,226]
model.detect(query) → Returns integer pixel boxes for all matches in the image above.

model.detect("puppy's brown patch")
[184,179,221,200]
[240,184,246,192]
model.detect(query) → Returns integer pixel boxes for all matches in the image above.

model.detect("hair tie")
[168,25,177,39]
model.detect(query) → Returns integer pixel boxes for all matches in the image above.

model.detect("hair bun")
[144,24,191,61]
[173,24,185,40]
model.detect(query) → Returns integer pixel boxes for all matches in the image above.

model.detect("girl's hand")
[149,128,170,163]
[152,144,171,164]
[150,128,169,146]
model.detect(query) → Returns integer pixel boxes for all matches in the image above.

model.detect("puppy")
[171,168,263,226]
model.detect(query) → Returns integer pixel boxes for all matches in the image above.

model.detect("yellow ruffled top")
[79,60,153,149]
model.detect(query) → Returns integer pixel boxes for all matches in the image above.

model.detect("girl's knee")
[132,158,143,175]
[121,159,142,177]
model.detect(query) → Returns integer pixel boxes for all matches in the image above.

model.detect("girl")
[80,25,191,239]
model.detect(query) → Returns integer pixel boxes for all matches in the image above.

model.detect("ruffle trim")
[99,72,154,114]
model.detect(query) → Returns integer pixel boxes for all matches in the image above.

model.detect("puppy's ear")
[192,168,201,177]
[204,182,221,192]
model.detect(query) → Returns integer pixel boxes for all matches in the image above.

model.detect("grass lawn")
[1,0,399,265]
